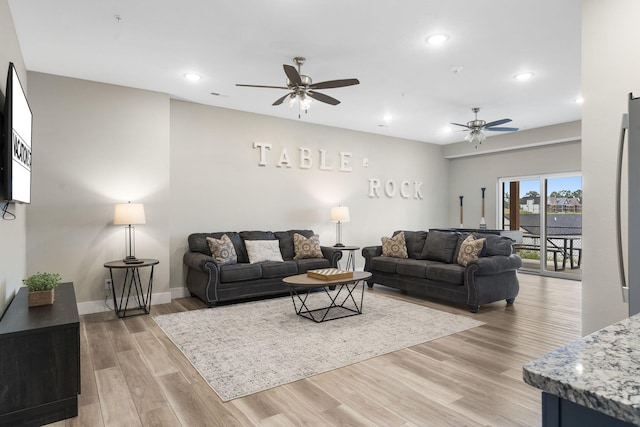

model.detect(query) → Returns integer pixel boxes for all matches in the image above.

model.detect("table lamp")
[114,202,146,264]
[330,206,350,247]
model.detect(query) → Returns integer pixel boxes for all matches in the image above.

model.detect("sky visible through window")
[518,176,582,197]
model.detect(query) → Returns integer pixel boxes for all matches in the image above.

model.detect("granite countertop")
[523,314,640,424]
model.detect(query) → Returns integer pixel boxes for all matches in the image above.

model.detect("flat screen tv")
[1,62,32,204]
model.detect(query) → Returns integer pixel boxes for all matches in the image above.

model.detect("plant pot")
[28,289,55,307]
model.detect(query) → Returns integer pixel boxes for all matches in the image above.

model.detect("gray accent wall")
[446,130,581,230]
[26,72,171,306]
[169,100,449,292]
[21,74,448,306]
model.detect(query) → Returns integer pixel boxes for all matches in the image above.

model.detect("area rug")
[153,288,483,401]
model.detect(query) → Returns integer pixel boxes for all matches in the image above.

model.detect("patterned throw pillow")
[293,233,323,259]
[381,231,409,258]
[457,234,486,267]
[206,234,238,266]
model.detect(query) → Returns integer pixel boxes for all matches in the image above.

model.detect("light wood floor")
[47,273,581,427]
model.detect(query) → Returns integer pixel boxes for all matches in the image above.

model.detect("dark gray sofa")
[362,230,522,312]
[183,230,342,306]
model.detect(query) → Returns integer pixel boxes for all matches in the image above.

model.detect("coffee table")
[282,271,372,322]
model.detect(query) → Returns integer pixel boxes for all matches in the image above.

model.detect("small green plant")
[23,272,61,292]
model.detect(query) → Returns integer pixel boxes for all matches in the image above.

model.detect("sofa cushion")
[421,230,459,263]
[220,263,263,283]
[426,263,465,285]
[293,233,323,259]
[370,256,402,273]
[261,260,299,279]
[381,232,409,258]
[275,230,314,261]
[295,257,331,273]
[393,230,427,259]
[457,235,486,267]
[396,259,435,279]
[473,233,514,256]
[245,240,284,263]
[206,234,238,266]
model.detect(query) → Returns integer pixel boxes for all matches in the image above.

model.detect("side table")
[104,258,159,318]
[334,246,360,271]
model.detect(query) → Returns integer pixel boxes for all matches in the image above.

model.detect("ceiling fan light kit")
[452,107,519,148]
[236,57,360,116]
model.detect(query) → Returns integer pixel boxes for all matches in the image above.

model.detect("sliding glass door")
[500,173,582,279]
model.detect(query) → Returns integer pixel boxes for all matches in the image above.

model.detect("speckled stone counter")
[523,314,640,426]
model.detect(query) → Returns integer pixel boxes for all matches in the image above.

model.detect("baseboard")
[171,286,190,299]
[77,291,172,315]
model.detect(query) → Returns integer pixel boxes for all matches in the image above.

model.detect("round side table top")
[333,246,360,251]
[283,271,371,287]
[104,259,160,268]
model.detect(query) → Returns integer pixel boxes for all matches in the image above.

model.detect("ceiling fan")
[451,107,519,147]
[236,57,360,116]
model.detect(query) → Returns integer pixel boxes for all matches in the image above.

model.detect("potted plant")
[23,272,61,307]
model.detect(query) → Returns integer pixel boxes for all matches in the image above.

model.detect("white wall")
[581,0,640,334]
[0,0,27,316]
[169,100,449,289]
[26,72,171,309]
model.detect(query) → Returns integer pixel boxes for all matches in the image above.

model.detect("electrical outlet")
[105,279,112,290]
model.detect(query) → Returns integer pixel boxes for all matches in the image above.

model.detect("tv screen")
[1,62,32,204]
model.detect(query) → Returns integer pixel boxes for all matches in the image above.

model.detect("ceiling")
[7,0,581,145]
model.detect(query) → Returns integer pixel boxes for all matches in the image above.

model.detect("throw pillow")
[381,231,409,258]
[245,240,284,263]
[457,235,486,267]
[421,230,459,263]
[293,233,323,259]
[206,234,238,266]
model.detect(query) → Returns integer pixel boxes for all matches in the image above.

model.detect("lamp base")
[123,256,144,264]
[333,243,345,248]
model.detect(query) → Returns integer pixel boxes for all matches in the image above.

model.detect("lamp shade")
[330,206,350,223]
[114,203,146,225]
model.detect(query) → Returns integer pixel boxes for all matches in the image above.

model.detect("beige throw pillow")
[293,233,323,259]
[245,240,284,263]
[457,234,486,267]
[206,234,238,266]
[381,232,409,258]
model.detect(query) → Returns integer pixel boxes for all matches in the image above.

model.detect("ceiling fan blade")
[272,93,292,106]
[283,64,303,86]
[450,122,471,129]
[485,126,519,132]
[236,84,289,89]
[483,118,512,128]
[309,78,360,90]
[307,91,341,105]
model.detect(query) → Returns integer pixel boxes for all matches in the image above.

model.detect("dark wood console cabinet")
[0,282,80,426]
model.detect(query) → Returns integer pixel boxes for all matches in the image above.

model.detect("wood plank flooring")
[46,273,580,427]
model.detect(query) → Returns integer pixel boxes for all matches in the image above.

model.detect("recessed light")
[382,114,393,123]
[184,73,202,82]
[426,34,449,45]
[514,72,534,81]
[573,96,584,104]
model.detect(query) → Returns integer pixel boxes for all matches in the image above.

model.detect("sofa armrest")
[362,246,383,271]
[183,251,220,272]
[321,246,343,268]
[466,254,522,276]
